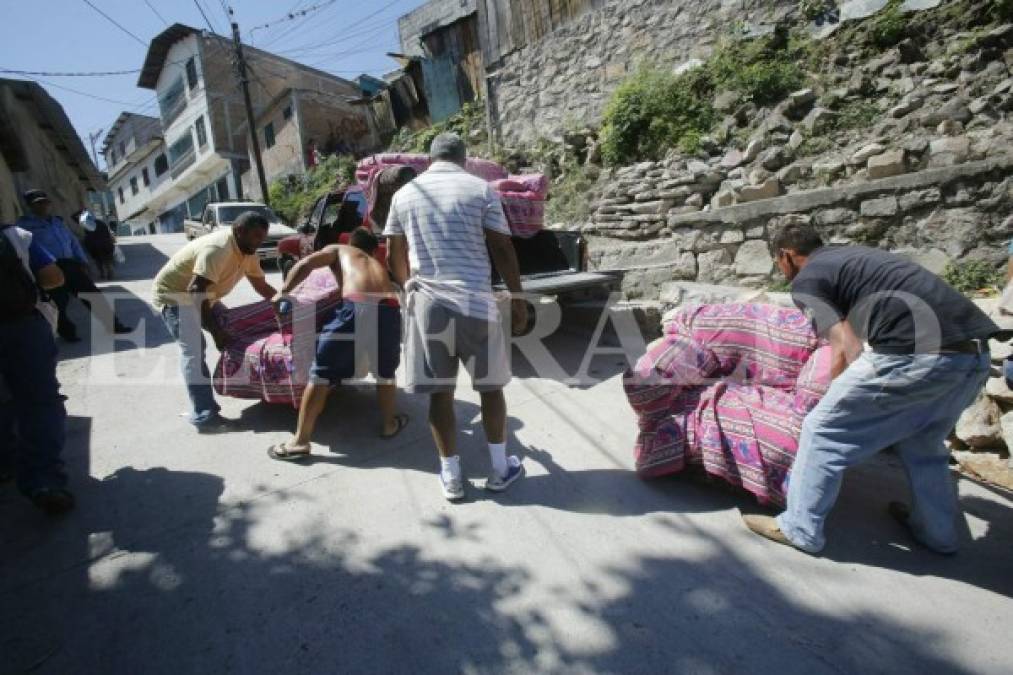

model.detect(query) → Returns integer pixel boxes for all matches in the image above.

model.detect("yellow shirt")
[152,229,264,308]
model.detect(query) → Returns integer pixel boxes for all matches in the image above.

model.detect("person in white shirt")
[384,133,528,501]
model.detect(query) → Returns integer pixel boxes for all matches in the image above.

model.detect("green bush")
[991,0,1013,20]
[870,0,907,48]
[388,103,485,154]
[709,38,808,106]
[268,154,356,225]
[941,260,1005,294]
[798,0,837,21]
[598,30,810,166]
[832,99,880,131]
[600,67,716,166]
[545,161,597,225]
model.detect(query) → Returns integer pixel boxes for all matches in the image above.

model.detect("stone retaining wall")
[585,156,1013,300]
[488,0,796,145]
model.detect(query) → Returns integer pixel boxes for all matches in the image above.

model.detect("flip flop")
[268,442,311,462]
[380,414,410,440]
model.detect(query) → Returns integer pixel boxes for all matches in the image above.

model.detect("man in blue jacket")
[16,189,130,342]
[0,222,75,514]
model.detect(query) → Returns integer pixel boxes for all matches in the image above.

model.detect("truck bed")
[496,270,619,296]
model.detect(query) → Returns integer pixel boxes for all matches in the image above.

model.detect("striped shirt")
[383,161,510,320]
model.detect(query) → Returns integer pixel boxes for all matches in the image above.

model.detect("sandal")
[268,442,311,462]
[380,414,410,440]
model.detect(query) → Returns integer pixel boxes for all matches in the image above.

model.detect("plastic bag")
[113,245,126,264]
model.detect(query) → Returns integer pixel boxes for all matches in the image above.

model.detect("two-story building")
[102,112,172,233]
[135,23,378,225]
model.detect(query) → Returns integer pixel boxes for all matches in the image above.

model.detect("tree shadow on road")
[0,455,978,674]
[56,284,172,363]
[811,458,1013,599]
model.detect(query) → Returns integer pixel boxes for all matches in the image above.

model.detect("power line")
[249,0,338,35]
[0,67,142,77]
[143,0,169,26]
[29,76,154,108]
[81,0,148,47]
[273,0,407,56]
[193,0,218,34]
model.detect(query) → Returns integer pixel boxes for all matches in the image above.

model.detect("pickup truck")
[277,187,367,279]
[277,184,616,300]
[184,201,297,267]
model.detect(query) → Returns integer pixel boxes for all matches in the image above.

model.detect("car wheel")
[280,256,296,280]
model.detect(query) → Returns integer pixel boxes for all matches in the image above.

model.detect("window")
[215,176,229,201]
[264,122,275,149]
[185,57,199,90]
[154,153,168,176]
[118,141,125,157]
[195,115,208,148]
[168,131,196,177]
[118,187,124,204]
[109,150,117,166]
[158,77,187,125]
[283,105,292,120]
[142,167,150,187]
[130,177,138,195]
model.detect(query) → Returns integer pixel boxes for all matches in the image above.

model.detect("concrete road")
[2,234,1011,674]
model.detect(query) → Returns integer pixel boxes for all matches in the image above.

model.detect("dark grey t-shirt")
[790,246,998,353]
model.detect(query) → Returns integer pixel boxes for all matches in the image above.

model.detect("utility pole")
[231,19,270,206]
[87,128,111,224]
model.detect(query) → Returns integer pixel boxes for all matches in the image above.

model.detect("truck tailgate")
[496,271,619,296]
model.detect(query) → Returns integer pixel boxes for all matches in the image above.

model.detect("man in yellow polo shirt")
[153,211,277,431]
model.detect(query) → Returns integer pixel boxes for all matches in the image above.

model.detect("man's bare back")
[323,244,398,302]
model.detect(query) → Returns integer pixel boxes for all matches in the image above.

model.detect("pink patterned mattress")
[212,268,341,407]
[624,303,832,506]
[356,153,547,238]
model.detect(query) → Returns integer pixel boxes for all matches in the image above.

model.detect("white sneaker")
[484,456,524,492]
[440,472,466,502]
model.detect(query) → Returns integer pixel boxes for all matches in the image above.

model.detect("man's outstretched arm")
[273,245,341,311]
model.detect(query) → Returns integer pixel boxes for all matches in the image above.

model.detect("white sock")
[488,442,508,477]
[440,455,461,481]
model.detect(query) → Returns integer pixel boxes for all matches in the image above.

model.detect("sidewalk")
[1,234,1011,674]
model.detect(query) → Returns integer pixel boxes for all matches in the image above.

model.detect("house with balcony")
[101,112,172,233]
[136,23,379,227]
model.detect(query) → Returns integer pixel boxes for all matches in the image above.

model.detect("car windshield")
[217,205,279,224]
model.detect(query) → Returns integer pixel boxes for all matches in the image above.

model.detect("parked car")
[184,201,296,267]
[277,186,368,278]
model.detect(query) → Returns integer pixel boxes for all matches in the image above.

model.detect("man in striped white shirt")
[385,133,528,501]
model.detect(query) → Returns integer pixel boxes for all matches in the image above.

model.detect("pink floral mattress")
[356,154,546,238]
[212,268,341,407]
[625,303,832,506]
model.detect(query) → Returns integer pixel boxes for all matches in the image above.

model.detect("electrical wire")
[0,67,142,77]
[193,0,219,34]
[273,0,407,56]
[81,0,148,47]
[249,0,338,35]
[143,0,169,27]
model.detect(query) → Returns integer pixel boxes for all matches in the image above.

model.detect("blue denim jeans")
[0,311,68,496]
[777,351,990,554]
[161,304,220,426]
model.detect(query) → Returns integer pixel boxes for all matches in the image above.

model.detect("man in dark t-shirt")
[743,224,996,555]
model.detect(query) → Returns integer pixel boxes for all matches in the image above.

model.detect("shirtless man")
[268,227,408,460]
